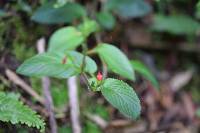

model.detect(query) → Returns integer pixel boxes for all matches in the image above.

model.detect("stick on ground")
[67,76,81,133]
[5,69,45,105]
[37,38,57,133]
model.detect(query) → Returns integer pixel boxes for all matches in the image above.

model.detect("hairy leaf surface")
[101,78,141,119]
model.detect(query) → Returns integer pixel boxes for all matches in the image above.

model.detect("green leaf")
[17,51,97,78]
[48,26,84,52]
[131,60,159,89]
[78,18,99,38]
[17,52,77,78]
[101,78,141,119]
[0,92,45,132]
[31,2,86,24]
[96,11,116,30]
[95,43,135,80]
[151,14,200,35]
[104,0,151,18]
[68,51,97,74]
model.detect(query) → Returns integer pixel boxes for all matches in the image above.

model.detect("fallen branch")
[67,76,81,133]
[5,69,45,105]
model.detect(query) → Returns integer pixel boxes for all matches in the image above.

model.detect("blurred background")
[0,0,200,133]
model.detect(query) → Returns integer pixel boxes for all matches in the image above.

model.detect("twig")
[37,38,57,133]
[108,119,132,127]
[5,69,45,105]
[67,76,81,133]
[42,77,57,133]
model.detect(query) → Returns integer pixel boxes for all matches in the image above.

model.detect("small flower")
[97,71,103,81]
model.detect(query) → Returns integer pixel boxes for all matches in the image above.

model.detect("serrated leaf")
[0,92,45,132]
[95,43,135,80]
[17,51,97,78]
[78,18,99,38]
[96,11,116,30]
[104,0,151,18]
[31,2,86,24]
[101,78,141,119]
[131,60,159,89]
[48,26,84,52]
[151,14,200,35]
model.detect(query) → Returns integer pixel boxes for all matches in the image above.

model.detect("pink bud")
[97,71,103,81]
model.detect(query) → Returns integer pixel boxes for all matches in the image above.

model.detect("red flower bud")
[97,71,103,81]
